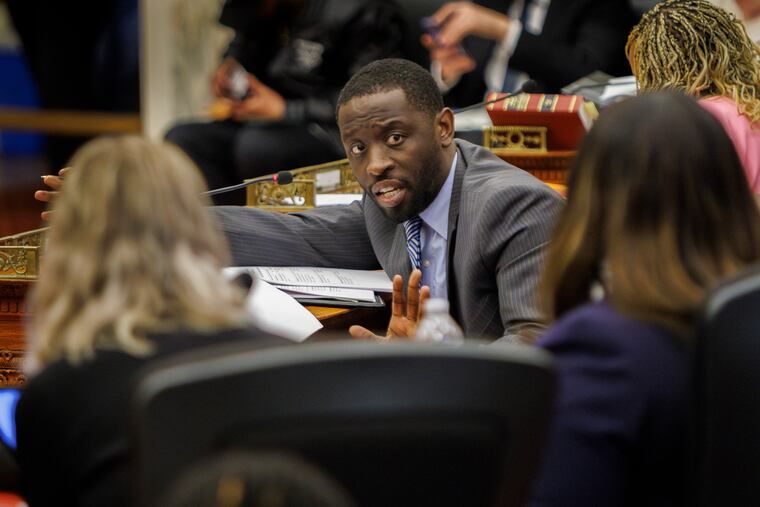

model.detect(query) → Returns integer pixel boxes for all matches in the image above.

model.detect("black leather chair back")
[131,340,555,507]
[696,266,760,506]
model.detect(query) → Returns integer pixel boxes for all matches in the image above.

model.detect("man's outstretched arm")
[211,200,380,270]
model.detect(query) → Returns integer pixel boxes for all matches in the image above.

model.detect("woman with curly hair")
[626,0,760,193]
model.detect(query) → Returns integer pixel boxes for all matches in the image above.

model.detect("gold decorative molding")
[0,227,47,247]
[0,346,27,386]
[0,247,38,278]
[0,228,46,281]
[0,349,24,368]
[0,229,42,385]
[246,179,316,213]
[0,369,26,387]
[246,159,362,211]
[484,125,548,153]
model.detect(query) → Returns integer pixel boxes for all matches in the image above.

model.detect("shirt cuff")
[430,60,461,93]
[485,19,523,92]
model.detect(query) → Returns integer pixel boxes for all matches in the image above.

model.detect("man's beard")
[383,155,444,223]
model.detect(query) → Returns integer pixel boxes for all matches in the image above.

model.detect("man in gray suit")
[213,58,563,343]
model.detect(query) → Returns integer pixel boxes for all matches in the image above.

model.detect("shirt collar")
[418,152,457,240]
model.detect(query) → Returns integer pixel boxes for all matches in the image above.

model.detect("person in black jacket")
[422,0,637,107]
[166,0,405,204]
[5,0,139,169]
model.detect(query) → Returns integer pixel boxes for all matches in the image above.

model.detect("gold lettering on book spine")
[537,95,559,113]
[500,93,530,111]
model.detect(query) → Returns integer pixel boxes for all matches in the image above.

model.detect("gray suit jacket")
[213,139,563,342]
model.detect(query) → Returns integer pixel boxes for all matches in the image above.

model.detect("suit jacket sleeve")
[479,182,562,343]
[211,201,381,269]
[509,0,636,90]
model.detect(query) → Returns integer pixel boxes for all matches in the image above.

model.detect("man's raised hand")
[349,269,431,341]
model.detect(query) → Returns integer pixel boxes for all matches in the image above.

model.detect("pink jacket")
[700,96,760,194]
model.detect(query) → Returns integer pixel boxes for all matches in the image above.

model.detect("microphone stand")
[203,171,293,197]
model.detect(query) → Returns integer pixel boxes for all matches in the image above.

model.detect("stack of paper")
[224,266,393,304]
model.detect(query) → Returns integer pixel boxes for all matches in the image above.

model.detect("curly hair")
[626,0,760,123]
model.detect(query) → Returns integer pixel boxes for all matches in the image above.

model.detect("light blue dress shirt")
[416,152,457,299]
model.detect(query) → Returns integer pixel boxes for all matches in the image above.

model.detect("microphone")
[203,170,294,197]
[453,79,540,115]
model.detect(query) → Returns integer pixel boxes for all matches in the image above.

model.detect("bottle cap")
[423,298,449,313]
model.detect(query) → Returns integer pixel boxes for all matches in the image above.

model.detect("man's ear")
[436,108,455,147]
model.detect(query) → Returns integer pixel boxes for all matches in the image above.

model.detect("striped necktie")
[403,216,422,271]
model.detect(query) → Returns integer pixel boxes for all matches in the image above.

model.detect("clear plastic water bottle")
[414,298,465,345]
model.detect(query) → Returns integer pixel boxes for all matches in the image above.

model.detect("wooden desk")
[0,281,30,386]
[0,280,388,386]
[494,150,574,197]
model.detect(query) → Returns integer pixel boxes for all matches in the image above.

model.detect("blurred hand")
[429,1,511,47]
[422,33,477,85]
[229,74,286,121]
[210,58,239,99]
[349,269,431,341]
[35,167,69,220]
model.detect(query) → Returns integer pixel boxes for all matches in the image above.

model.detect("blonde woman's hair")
[626,0,760,123]
[28,136,247,371]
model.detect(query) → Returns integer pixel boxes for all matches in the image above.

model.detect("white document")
[238,277,323,342]
[315,169,341,191]
[600,75,637,103]
[229,266,393,293]
[280,285,377,302]
[453,107,493,131]
[315,193,363,207]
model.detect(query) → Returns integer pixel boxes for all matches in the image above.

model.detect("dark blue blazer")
[531,302,690,506]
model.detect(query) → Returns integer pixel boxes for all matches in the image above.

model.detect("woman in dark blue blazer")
[530,92,760,506]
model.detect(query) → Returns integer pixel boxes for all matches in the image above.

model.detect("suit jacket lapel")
[389,225,412,286]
